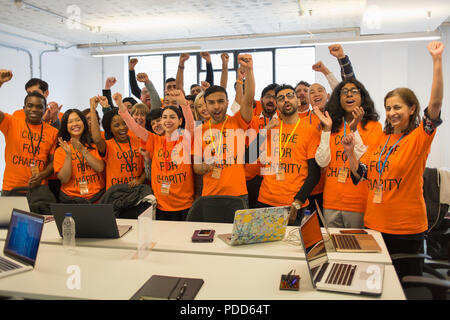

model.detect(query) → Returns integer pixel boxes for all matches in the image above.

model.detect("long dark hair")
[325,79,379,133]
[383,88,420,135]
[59,109,94,149]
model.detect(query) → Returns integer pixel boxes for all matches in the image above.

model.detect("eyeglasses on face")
[276,92,296,102]
[340,88,360,96]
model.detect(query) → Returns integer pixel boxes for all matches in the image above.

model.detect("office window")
[165,55,198,95]
[275,47,315,88]
[129,55,164,99]
[200,52,235,70]
[239,50,273,99]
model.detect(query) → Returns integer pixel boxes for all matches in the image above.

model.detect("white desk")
[0,242,405,300]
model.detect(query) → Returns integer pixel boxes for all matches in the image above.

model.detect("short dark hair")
[25,78,48,93]
[145,108,163,133]
[204,85,228,100]
[165,78,176,83]
[185,94,196,102]
[295,80,311,89]
[190,84,200,90]
[81,108,100,126]
[59,109,94,148]
[122,97,138,106]
[24,91,47,110]
[275,84,295,96]
[261,83,279,99]
[325,79,380,133]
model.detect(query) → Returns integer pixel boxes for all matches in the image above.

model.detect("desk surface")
[0,242,405,300]
[0,219,392,264]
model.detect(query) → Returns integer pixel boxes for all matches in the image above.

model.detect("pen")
[176,282,188,300]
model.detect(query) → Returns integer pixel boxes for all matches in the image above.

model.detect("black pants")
[155,208,189,221]
[246,176,263,209]
[382,232,425,281]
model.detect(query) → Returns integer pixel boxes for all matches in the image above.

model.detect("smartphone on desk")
[339,229,368,234]
[192,229,215,242]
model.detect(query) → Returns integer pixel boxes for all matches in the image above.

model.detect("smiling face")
[67,112,85,138]
[385,95,415,134]
[339,82,362,114]
[195,98,210,121]
[190,85,202,96]
[110,115,129,143]
[161,108,182,135]
[261,89,276,116]
[295,84,309,109]
[140,87,151,108]
[132,111,146,127]
[276,88,298,117]
[24,96,46,125]
[205,91,228,124]
[151,117,164,135]
[309,83,329,111]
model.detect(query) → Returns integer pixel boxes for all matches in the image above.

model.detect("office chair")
[186,195,247,223]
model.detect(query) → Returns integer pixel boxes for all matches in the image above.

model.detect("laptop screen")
[299,212,327,265]
[4,209,44,266]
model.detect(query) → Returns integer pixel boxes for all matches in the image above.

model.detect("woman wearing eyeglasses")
[314,79,381,228]
[342,41,444,278]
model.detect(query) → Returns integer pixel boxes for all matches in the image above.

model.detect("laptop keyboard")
[325,263,357,286]
[0,256,21,273]
[333,234,361,250]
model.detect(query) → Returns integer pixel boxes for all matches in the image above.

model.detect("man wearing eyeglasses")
[256,84,321,225]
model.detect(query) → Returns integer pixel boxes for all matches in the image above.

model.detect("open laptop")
[50,204,132,239]
[218,206,290,246]
[299,211,385,296]
[0,197,30,228]
[0,208,44,279]
[314,200,382,253]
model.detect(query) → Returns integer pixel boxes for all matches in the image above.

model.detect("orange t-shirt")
[298,109,311,119]
[322,121,382,213]
[103,136,144,190]
[145,131,194,211]
[258,118,320,207]
[13,109,64,124]
[363,122,434,235]
[53,143,105,199]
[0,114,58,191]
[194,112,251,197]
[252,100,262,117]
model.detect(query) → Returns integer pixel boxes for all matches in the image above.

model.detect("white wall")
[314,26,450,169]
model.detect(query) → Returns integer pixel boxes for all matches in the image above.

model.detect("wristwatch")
[292,201,301,210]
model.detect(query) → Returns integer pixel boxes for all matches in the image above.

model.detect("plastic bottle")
[62,213,76,254]
[301,209,312,226]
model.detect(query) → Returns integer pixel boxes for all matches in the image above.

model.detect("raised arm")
[237,54,255,123]
[312,61,339,91]
[176,53,190,94]
[137,72,162,110]
[329,44,355,81]
[169,89,194,137]
[114,92,149,142]
[129,58,142,99]
[426,41,445,120]
[234,68,245,105]
[200,52,214,86]
[89,96,107,154]
[103,77,117,108]
[220,53,229,89]
[0,69,13,124]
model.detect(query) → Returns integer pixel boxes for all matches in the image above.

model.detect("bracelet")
[178,65,185,70]
[236,79,243,85]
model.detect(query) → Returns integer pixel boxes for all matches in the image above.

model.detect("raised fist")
[105,77,117,90]
[112,92,123,104]
[200,81,210,91]
[427,41,445,59]
[129,58,138,70]
[179,53,190,64]
[98,96,109,108]
[238,54,253,71]
[136,72,149,83]
[221,53,229,64]
[0,69,13,85]
[90,96,100,108]
[328,44,345,59]
[200,52,211,63]
[312,61,327,73]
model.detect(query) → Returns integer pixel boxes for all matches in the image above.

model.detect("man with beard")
[257,84,321,225]
[295,80,311,118]
[193,54,255,206]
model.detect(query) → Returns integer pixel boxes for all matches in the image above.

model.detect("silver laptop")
[299,212,384,296]
[218,206,290,246]
[0,208,44,279]
[314,200,381,253]
[50,204,132,239]
[0,197,30,228]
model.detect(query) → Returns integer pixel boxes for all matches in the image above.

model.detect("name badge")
[30,162,40,176]
[212,166,222,179]
[161,182,171,195]
[79,178,89,195]
[373,183,383,204]
[276,169,285,181]
[337,167,348,183]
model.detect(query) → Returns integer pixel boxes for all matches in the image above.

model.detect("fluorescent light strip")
[91,46,202,57]
[300,32,441,46]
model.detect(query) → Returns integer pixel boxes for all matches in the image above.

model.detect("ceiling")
[0,0,449,48]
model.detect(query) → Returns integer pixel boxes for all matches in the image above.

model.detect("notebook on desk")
[315,200,382,253]
[218,206,290,246]
[0,208,44,279]
[130,275,204,300]
[0,197,30,228]
[299,211,385,296]
[50,203,132,239]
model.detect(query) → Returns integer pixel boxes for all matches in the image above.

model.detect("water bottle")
[62,213,76,254]
[301,209,312,226]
